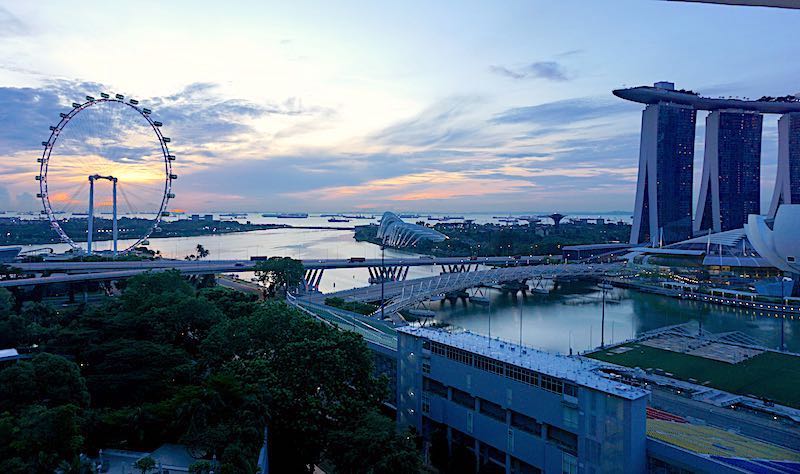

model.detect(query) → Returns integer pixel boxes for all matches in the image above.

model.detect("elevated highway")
[1,255,553,288]
[10,255,548,274]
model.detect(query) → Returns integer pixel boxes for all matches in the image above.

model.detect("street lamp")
[381,242,386,320]
[600,274,607,348]
[780,275,792,352]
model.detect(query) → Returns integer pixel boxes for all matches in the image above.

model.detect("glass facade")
[655,104,696,244]
[789,113,800,204]
[634,103,696,245]
[717,111,762,231]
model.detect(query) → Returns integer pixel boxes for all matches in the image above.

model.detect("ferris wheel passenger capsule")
[129,99,139,105]
[162,137,171,143]
[100,93,110,99]
[169,174,178,180]
[115,94,124,99]
[49,126,57,131]
[167,193,175,199]
[153,121,162,127]
[41,141,49,147]
[142,108,152,114]
[85,95,95,101]
[167,154,175,161]
[72,102,81,108]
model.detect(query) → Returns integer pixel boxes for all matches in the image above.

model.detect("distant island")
[354,219,631,256]
[0,217,289,246]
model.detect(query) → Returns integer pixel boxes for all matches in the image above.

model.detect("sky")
[0,0,798,213]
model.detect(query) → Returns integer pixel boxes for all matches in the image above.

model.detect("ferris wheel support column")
[112,177,118,258]
[87,175,95,255]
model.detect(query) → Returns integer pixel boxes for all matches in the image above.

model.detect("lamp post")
[780,276,792,352]
[380,242,386,320]
[600,275,607,348]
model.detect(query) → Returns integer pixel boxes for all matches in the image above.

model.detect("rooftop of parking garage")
[400,326,649,400]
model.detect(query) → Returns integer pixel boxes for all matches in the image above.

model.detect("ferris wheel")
[37,93,176,255]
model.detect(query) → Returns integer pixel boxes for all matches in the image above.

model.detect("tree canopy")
[254,257,305,297]
[0,271,420,473]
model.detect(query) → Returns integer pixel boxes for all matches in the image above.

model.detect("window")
[446,346,474,366]
[422,393,430,414]
[431,342,446,356]
[506,364,538,386]
[479,398,506,422]
[422,361,431,374]
[561,453,578,474]
[548,425,578,455]
[423,377,448,398]
[475,355,504,375]
[563,383,578,398]
[510,411,541,436]
[563,406,579,430]
[541,375,564,394]
[452,387,475,409]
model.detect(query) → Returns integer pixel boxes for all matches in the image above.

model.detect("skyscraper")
[769,112,800,217]
[615,82,800,244]
[695,110,763,233]
[629,90,696,246]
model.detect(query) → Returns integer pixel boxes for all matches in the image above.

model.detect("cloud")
[489,61,569,81]
[490,97,636,126]
[0,7,27,37]
[369,96,487,148]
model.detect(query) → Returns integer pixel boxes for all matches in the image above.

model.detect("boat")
[328,217,350,223]
[443,215,464,220]
[399,214,420,219]
[276,213,309,218]
[320,214,340,217]
[261,213,280,217]
[220,212,247,218]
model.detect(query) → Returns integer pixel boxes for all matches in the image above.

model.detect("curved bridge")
[305,262,626,316]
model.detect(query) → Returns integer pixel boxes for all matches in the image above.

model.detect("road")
[649,387,800,452]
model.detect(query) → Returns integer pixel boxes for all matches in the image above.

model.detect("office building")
[695,110,763,233]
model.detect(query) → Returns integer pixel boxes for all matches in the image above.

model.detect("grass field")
[588,344,800,409]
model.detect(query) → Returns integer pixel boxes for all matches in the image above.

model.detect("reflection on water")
[429,281,799,354]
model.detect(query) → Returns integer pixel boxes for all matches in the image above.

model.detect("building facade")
[695,110,763,233]
[396,327,649,474]
[615,83,800,244]
[630,85,696,246]
[769,112,800,217]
